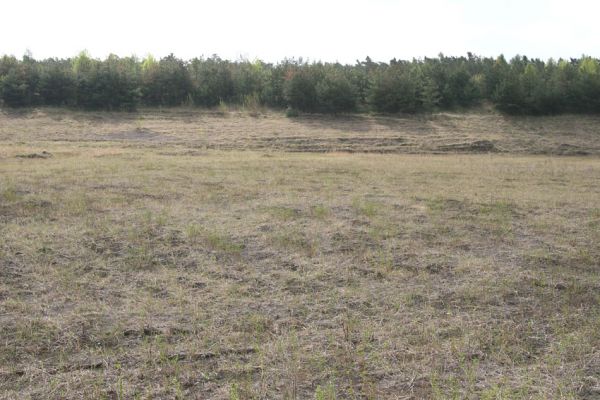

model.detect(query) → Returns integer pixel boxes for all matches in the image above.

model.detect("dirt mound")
[99,128,170,141]
[16,151,52,159]
[555,143,590,156]
[437,140,497,153]
[242,136,412,153]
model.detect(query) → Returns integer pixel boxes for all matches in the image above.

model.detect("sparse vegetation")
[0,110,599,399]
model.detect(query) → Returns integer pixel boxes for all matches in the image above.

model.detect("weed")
[273,229,317,256]
[217,100,229,115]
[205,231,244,255]
[311,204,330,219]
[267,206,300,221]
[229,383,240,400]
[352,198,380,218]
[1,182,18,202]
[315,382,336,400]
[286,107,299,117]
[243,93,263,115]
[185,223,203,241]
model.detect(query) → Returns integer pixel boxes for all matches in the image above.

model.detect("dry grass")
[1,107,600,155]
[1,109,600,399]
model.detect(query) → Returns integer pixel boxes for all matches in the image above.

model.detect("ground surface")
[1,108,600,155]
[0,109,599,399]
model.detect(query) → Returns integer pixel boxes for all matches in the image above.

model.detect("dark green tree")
[189,56,234,107]
[142,54,191,106]
[368,64,420,113]
[316,66,357,113]
[283,64,320,112]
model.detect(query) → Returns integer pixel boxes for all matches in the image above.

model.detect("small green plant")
[243,313,271,336]
[352,198,379,218]
[115,362,126,400]
[315,382,336,400]
[229,383,240,400]
[268,206,299,221]
[273,230,317,256]
[185,223,203,241]
[66,191,90,215]
[243,92,262,115]
[134,116,144,131]
[425,197,447,213]
[125,243,155,269]
[133,209,167,239]
[185,224,243,256]
[285,107,299,118]
[459,356,480,396]
[1,183,18,202]
[206,231,244,255]
[217,99,229,115]
[311,204,329,219]
[171,377,184,399]
[372,246,394,274]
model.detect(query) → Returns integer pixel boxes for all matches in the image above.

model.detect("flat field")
[1,109,599,399]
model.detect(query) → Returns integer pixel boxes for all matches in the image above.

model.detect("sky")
[2,0,599,63]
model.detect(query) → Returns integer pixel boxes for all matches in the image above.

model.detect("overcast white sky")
[2,0,599,63]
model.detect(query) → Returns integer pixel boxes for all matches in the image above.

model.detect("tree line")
[1,52,599,114]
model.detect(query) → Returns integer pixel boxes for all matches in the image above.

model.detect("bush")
[285,106,299,117]
[316,67,357,113]
[189,56,234,107]
[0,56,39,107]
[283,66,319,112]
[38,60,76,106]
[368,66,420,113]
[72,53,141,110]
[142,54,191,106]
